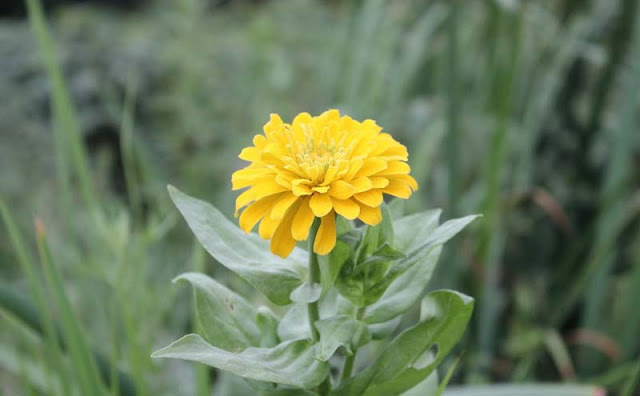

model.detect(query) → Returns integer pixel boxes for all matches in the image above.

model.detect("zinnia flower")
[232,110,418,258]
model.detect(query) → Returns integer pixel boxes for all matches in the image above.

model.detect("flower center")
[293,141,348,185]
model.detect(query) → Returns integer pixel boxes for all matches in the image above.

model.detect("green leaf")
[365,246,442,324]
[290,282,322,303]
[364,215,479,313]
[393,210,442,251]
[314,315,370,361]
[319,239,353,292]
[355,204,394,263]
[367,243,406,261]
[175,273,261,351]
[387,198,406,219]
[248,380,319,396]
[278,290,356,342]
[332,290,474,396]
[368,317,401,340]
[168,186,305,305]
[152,334,330,389]
[256,306,280,347]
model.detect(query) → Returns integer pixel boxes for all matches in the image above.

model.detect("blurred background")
[1,0,639,394]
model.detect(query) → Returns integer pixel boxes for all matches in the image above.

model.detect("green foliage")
[332,291,474,396]
[153,334,330,389]
[168,186,306,305]
[154,187,476,395]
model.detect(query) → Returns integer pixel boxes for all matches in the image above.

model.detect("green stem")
[307,219,321,341]
[307,219,331,394]
[340,307,366,383]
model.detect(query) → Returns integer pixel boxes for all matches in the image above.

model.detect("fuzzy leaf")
[278,290,356,342]
[364,215,479,312]
[365,246,442,324]
[314,315,370,361]
[332,290,474,396]
[174,272,261,351]
[290,282,322,303]
[256,306,280,347]
[152,334,329,389]
[168,186,305,305]
[393,210,442,251]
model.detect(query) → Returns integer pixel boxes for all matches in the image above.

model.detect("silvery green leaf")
[332,290,474,396]
[314,315,370,361]
[168,186,305,305]
[278,290,355,342]
[393,210,442,252]
[290,282,322,303]
[152,334,329,389]
[368,316,401,340]
[367,243,405,261]
[278,304,311,342]
[365,246,442,324]
[256,306,280,347]
[246,379,319,396]
[364,215,479,315]
[387,198,406,219]
[174,272,260,351]
[355,204,394,263]
[319,239,352,292]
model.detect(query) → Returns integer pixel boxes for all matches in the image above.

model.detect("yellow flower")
[232,110,418,258]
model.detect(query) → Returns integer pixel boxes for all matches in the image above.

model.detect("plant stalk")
[307,219,321,342]
[340,307,366,383]
[307,219,331,394]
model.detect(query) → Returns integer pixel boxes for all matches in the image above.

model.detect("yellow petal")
[314,212,336,255]
[292,197,315,241]
[235,181,288,213]
[231,168,272,190]
[238,147,260,162]
[275,172,296,189]
[309,193,332,217]
[270,207,298,258]
[264,114,284,135]
[355,158,388,177]
[321,166,339,186]
[253,134,267,148]
[343,158,363,181]
[239,193,284,233]
[383,179,413,199]
[358,205,382,225]
[351,177,373,193]
[391,174,419,190]
[292,179,313,196]
[370,177,390,188]
[270,193,299,220]
[259,215,281,239]
[331,198,360,220]
[377,161,410,176]
[379,144,408,159]
[328,180,355,200]
[354,189,383,207]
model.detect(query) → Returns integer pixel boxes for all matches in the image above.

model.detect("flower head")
[232,110,418,258]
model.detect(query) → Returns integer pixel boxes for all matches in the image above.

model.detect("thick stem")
[340,307,366,383]
[307,219,321,341]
